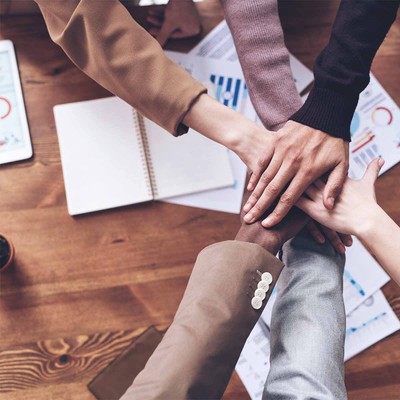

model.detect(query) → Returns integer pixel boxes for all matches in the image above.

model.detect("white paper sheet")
[345,289,400,360]
[349,74,400,179]
[343,237,390,313]
[235,322,271,400]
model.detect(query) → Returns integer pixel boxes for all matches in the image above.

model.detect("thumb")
[362,158,384,187]
[156,20,176,47]
[323,163,348,210]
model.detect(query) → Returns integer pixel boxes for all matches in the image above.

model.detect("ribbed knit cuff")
[290,86,359,142]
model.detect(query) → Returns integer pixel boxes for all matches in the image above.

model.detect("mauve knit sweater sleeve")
[221,0,302,131]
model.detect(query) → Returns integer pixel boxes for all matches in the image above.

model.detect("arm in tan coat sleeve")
[121,240,284,400]
[34,0,206,135]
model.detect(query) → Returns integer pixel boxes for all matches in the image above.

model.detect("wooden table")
[0,1,399,399]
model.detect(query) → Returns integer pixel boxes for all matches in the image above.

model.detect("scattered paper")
[345,289,400,360]
[349,74,400,179]
[235,322,271,400]
[343,238,390,314]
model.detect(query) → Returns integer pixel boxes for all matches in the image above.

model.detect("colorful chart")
[210,74,248,114]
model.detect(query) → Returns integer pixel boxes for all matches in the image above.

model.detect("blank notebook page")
[143,118,234,199]
[54,97,152,215]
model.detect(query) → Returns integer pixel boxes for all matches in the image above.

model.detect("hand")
[243,121,349,227]
[147,0,202,47]
[296,158,384,236]
[183,94,276,187]
[236,190,309,254]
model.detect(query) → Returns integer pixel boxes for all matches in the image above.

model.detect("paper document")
[235,322,271,400]
[345,289,400,360]
[343,237,390,313]
[349,74,400,179]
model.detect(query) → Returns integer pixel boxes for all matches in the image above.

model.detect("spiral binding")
[134,111,158,198]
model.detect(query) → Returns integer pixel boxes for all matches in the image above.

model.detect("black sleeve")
[290,0,399,141]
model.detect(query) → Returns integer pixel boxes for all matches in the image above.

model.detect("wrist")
[183,93,253,153]
[235,225,281,255]
[355,205,385,241]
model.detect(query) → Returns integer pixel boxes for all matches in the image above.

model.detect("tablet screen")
[0,50,25,152]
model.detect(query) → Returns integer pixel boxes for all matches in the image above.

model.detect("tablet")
[0,40,32,164]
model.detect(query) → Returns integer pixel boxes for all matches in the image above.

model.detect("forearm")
[183,93,272,167]
[291,0,399,140]
[35,0,206,135]
[122,241,283,400]
[221,0,302,130]
[358,206,400,286]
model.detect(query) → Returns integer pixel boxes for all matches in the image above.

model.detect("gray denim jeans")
[264,230,347,400]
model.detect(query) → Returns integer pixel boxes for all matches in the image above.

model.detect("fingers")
[147,15,164,27]
[247,149,274,192]
[339,233,353,247]
[320,226,346,254]
[362,158,385,186]
[323,162,348,210]
[306,220,326,244]
[155,21,177,47]
[244,162,291,223]
[243,157,281,215]
[304,183,321,201]
[262,173,313,227]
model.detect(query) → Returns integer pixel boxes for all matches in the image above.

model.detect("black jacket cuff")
[290,86,359,142]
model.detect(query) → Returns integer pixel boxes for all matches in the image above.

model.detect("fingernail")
[338,244,346,254]
[345,238,353,247]
[378,158,385,167]
[243,203,251,212]
[262,216,274,227]
[244,213,253,223]
[327,197,334,209]
[247,184,253,191]
[318,236,325,244]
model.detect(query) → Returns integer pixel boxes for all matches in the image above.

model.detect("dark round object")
[0,235,12,270]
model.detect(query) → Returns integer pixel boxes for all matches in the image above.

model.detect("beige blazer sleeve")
[121,240,284,400]
[34,0,206,136]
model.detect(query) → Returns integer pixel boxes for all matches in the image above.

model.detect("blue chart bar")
[216,76,224,102]
[232,79,241,110]
[224,78,233,106]
[344,270,366,297]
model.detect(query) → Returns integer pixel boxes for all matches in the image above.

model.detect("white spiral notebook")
[54,97,234,215]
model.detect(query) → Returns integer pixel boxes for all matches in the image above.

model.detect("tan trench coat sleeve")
[34,0,206,135]
[121,240,284,400]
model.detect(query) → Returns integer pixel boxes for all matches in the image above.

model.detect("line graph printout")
[345,290,400,360]
[344,238,390,314]
[349,74,400,179]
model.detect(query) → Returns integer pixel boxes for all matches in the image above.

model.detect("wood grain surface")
[0,1,399,399]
